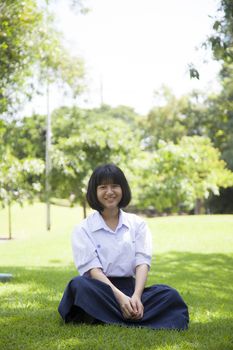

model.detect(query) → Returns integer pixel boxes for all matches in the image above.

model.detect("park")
[1,0,233,349]
[1,204,233,349]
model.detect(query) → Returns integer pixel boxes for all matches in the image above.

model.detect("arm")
[130,264,149,319]
[134,263,149,297]
[89,267,137,319]
[130,218,152,319]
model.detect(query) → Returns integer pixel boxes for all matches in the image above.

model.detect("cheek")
[118,189,123,198]
[96,190,102,201]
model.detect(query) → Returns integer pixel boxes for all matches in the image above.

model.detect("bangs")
[95,168,121,187]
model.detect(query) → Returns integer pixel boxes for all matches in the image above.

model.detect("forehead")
[98,177,116,185]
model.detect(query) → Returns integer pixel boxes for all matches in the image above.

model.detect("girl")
[58,163,189,329]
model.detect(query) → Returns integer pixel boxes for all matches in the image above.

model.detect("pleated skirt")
[58,276,189,330]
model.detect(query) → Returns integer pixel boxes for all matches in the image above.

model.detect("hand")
[130,293,144,320]
[116,292,137,320]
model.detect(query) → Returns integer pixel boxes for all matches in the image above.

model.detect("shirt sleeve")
[135,219,152,269]
[72,225,103,276]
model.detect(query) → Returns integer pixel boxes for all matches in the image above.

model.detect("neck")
[101,207,120,220]
[101,208,120,231]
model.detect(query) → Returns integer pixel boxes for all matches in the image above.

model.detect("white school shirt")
[72,209,152,277]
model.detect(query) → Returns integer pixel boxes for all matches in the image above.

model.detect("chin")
[104,203,119,209]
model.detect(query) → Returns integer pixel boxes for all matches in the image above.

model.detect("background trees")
[197,0,233,212]
[0,151,44,238]
[0,0,85,116]
[204,0,233,170]
[2,88,233,220]
[1,0,233,230]
[136,136,233,214]
[0,0,86,234]
[142,87,188,149]
[50,107,142,217]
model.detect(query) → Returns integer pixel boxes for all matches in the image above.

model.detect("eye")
[98,185,106,190]
[112,184,120,188]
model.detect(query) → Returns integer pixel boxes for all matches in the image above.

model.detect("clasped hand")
[118,293,144,320]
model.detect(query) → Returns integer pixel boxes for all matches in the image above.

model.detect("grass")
[0,203,233,350]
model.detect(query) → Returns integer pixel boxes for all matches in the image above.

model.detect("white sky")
[28,0,221,115]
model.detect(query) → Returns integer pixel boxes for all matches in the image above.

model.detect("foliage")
[0,0,43,114]
[0,119,7,154]
[51,106,88,141]
[188,63,200,79]
[137,136,233,212]
[0,105,143,215]
[201,0,233,171]
[0,150,45,208]
[92,104,142,126]
[3,102,233,215]
[143,87,208,149]
[4,114,46,160]
[0,0,85,116]
[145,87,187,146]
[51,104,142,140]
[207,0,233,64]
[203,88,233,170]
[51,117,142,210]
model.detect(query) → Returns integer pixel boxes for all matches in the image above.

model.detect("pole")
[45,0,51,230]
[45,79,51,230]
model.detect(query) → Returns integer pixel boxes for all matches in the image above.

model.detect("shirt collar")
[91,209,130,233]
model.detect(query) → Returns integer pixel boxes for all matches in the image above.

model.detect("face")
[97,181,122,210]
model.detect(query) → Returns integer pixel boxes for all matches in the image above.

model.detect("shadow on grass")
[150,252,233,306]
[1,252,233,350]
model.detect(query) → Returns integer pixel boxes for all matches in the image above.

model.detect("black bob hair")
[86,163,131,212]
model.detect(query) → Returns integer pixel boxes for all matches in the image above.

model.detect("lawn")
[0,203,233,350]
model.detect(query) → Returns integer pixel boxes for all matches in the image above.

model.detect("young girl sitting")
[58,163,189,329]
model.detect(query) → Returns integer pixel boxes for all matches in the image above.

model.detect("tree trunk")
[194,198,202,215]
[8,203,12,239]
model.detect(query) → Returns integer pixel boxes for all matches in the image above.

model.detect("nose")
[106,185,114,194]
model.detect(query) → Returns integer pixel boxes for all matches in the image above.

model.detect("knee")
[166,286,183,304]
[70,276,88,292]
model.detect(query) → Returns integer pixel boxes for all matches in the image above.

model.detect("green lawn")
[0,203,233,350]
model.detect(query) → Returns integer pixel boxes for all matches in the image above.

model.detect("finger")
[131,311,143,320]
[138,308,144,319]
[122,309,132,319]
[134,304,144,319]
[127,305,137,317]
[121,304,134,319]
[126,304,137,317]
[130,300,138,313]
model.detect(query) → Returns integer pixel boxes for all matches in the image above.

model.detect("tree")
[0,151,44,238]
[51,117,142,217]
[4,104,143,217]
[5,114,46,160]
[204,0,233,168]
[137,136,233,213]
[196,0,233,212]
[0,0,85,116]
[143,87,190,149]
[207,0,233,65]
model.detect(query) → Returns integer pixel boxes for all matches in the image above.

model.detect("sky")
[27,0,221,116]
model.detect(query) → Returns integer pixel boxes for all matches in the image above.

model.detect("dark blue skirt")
[58,276,189,330]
